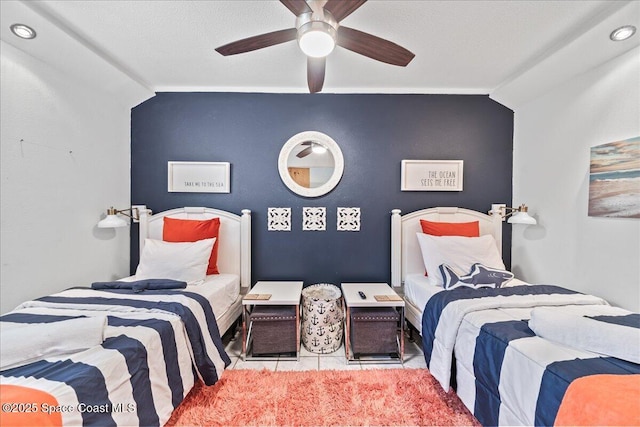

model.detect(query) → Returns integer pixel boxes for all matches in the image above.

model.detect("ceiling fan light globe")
[312,144,327,154]
[298,21,336,58]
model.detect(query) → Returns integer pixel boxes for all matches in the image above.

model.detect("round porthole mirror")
[278,131,344,197]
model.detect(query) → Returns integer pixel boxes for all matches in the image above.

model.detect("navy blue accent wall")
[131,93,513,285]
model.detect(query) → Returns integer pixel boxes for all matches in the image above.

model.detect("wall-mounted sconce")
[97,206,140,228]
[490,204,537,225]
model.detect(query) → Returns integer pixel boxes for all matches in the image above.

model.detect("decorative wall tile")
[303,207,326,231]
[337,207,361,231]
[268,207,291,231]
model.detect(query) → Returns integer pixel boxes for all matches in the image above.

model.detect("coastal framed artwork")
[401,160,463,191]
[588,136,640,218]
[167,161,230,193]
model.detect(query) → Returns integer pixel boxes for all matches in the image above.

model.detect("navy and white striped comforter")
[422,285,640,426]
[0,287,231,426]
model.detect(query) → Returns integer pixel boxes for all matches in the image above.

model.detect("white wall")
[0,41,132,314]
[512,46,640,312]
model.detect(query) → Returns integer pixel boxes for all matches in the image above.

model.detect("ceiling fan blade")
[280,0,312,16]
[307,57,326,93]
[337,26,415,66]
[297,146,313,158]
[215,28,297,56]
[324,0,367,22]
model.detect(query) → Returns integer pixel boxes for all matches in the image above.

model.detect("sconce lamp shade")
[507,211,537,225]
[97,206,140,228]
[97,214,127,228]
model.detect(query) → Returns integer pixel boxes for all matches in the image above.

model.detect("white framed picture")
[168,161,230,193]
[401,160,463,191]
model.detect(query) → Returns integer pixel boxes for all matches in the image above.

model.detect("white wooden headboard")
[136,206,251,289]
[390,205,504,287]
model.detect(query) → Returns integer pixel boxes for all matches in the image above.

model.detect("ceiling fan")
[215,0,415,93]
[296,141,327,158]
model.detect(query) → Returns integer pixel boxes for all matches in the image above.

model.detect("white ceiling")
[1,0,638,108]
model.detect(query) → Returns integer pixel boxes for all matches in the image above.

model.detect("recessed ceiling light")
[10,23,36,39]
[610,25,636,41]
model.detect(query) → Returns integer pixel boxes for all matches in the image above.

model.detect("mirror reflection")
[286,141,335,188]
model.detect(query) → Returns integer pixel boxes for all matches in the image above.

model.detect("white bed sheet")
[405,273,530,317]
[121,273,240,321]
[404,273,444,314]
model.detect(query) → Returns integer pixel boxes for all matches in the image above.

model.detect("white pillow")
[135,238,215,285]
[416,233,506,287]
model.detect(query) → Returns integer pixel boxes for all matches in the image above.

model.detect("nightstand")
[242,281,303,361]
[341,282,405,364]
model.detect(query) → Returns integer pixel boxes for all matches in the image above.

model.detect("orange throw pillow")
[0,385,63,426]
[419,219,480,276]
[163,217,221,275]
[420,219,480,237]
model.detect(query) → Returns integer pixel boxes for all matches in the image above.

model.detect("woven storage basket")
[301,283,343,354]
[249,305,297,355]
[350,307,399,354]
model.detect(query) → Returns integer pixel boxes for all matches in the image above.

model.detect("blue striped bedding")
[421,285,640,426]
[0,287,231,426]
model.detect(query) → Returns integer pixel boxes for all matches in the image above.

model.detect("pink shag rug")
[165,369,480,426]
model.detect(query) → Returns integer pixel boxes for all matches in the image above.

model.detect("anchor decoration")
[301,283,344,354]
[317,302,326,314]
[305,300,315,313]
[310,314,319,326]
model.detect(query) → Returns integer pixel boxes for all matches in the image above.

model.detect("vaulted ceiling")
[1,0,638,108]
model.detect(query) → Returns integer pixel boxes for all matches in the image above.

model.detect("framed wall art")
[588,136,640,218]
[167,161,230,193]
[401,160,463,191]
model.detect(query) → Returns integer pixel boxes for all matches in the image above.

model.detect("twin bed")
[392,206,640,426]
[0,206,251,427]
[2,204,638,427]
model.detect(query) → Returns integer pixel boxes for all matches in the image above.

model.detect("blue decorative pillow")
[439,262,514,290]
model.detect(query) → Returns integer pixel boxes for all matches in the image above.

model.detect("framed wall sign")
[168,161,230,193]
[401,160,463,191]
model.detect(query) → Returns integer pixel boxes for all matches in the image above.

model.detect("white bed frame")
[136,206,251,335]
[391,205,504,333]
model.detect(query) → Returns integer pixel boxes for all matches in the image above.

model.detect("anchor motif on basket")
[324,335,333,345]
[305,300,314,313]
[305,324,314,335]
[311,337,320,347]
[310,314,319,325]
[317,302,326,314]
[328,324,337,333]
[316,326,325,336]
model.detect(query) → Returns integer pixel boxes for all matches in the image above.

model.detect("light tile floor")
[223,329,427,371]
